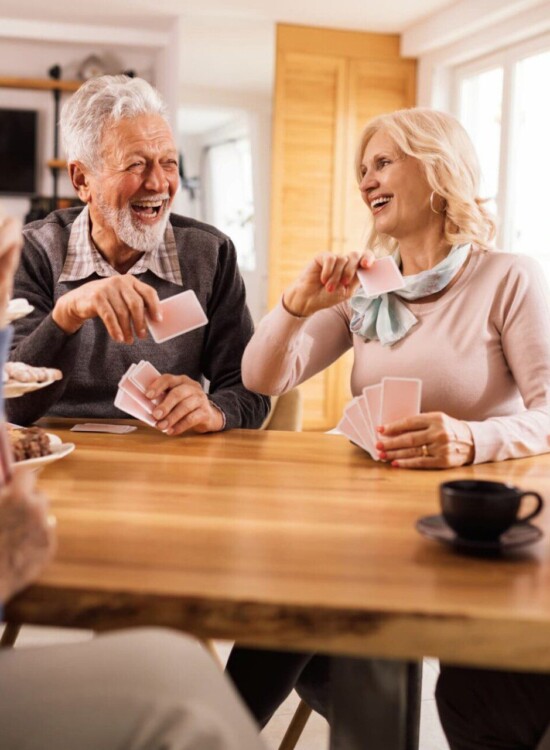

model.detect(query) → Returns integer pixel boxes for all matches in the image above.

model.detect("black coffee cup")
[440,480,544,541]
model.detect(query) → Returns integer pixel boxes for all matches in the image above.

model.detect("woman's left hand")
[376,412,475,469]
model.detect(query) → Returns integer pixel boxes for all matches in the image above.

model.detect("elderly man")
[0,213,266,750]
[7,75,269,433]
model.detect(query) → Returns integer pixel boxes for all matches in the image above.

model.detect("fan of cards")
[337,377,422,459]
[115,289,208,426]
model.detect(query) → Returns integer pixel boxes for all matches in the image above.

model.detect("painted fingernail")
[375,441,384,450]
[326,283,335,293]
[391,461,400,467]
[377,426,385,433]
[378,452,387,460]
[158,420,168,430]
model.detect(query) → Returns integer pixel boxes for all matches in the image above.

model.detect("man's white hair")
[60,75,169,170]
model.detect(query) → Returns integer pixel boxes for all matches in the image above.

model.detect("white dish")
[4,378,59,399]
[12,432,75,470]
[6,298,34,323]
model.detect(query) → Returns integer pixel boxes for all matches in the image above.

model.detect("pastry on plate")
[4,362,63,384]
[7,425,52,461]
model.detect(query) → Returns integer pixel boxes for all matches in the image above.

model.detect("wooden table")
[5,420,550,748]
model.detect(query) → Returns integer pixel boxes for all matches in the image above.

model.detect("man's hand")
[375,412,475,469]
[146,374,225,436]
[0,213,23,319]
[52,276,163,343]
[0,469,56,604]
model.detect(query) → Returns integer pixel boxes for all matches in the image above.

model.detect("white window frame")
[451,31,550,251]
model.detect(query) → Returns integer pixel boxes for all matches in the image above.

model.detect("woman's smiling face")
[358,128,435,241]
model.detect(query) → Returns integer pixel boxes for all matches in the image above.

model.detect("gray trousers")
[0,628,265,750]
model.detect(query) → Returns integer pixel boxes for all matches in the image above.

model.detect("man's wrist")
[208,400,226,431]
[52,300,82,335]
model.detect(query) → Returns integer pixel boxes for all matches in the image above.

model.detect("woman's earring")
[430,191,447,215]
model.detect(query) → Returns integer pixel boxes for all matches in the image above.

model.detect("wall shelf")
[0,76,81,92]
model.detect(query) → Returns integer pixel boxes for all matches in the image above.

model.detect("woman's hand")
[0,212,23,319]
[375,412,475,469]
[282,250,375,318]
[0,469,56,604]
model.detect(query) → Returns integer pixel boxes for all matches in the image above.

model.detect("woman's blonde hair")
[355,107,496,254]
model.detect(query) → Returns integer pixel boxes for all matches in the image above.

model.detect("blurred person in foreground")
[0,212,266,750]
[227,108,550,749]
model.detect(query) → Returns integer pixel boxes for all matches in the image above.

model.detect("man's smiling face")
[87,113,179,253]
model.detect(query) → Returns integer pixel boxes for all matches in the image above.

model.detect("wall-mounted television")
[0,108,37,196]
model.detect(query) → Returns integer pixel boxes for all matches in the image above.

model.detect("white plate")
[12,432,75,470]
[5,298,34,323]
[4,378,59,398]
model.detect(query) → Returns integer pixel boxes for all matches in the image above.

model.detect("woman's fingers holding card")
[377,412,475,468]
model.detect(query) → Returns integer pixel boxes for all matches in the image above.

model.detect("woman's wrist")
[281,291,309,319]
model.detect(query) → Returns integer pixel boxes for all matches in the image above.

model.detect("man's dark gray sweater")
[7,208,270,429]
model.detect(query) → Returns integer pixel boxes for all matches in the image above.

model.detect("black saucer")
[416,514,543,552]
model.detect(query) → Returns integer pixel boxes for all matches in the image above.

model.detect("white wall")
[0,18,178,222]
[178,92,272,324]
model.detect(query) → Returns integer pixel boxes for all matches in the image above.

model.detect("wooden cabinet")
[269,25,416,430]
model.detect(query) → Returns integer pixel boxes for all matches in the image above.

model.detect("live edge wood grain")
[6,420,550,672]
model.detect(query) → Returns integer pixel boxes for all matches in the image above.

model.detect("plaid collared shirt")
[59,206,183,285]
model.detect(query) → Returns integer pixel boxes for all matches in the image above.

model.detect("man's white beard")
[97,194,170,253]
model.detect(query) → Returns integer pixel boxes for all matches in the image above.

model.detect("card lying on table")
[337,377,422,460]
[356,256,405,297]
[146,290,208,344]
[71,423,137,434]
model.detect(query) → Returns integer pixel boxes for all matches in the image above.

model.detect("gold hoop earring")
[430,191,447,215]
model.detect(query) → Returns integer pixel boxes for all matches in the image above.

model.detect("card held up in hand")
[356,256,405,297]
[147,290,208,344]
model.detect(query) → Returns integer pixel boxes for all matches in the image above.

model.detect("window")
[203,137,256,272]
[454,34,550,282]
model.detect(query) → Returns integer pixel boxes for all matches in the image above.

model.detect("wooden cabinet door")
[269,52,349,430]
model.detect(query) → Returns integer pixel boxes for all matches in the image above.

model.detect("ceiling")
[0,0,458,129]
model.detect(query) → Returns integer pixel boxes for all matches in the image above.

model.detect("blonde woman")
[227,108,550,748]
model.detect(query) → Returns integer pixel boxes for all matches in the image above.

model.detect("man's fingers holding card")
[149,375,223,434]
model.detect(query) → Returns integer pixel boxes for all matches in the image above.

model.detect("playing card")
[129,361,162,396]
[362,384,382,440]
[356,256,405,297]
[344,398,377,458]
[71,423,137,434]
[380,377,422,425]
[118,370,155,415]
[146,290,208,344]
[337,413,369,452]
[115,388,157,427]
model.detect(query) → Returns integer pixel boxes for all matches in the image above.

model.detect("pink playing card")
[345,398,377,458]
[147,290,208,343]
[356,256,405,297]
[337,414,368,452]
[362,384,382,440]
[380,377,422,425]
[115,388,157,428]
[118,371,155,415]
[129,361,162,396]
